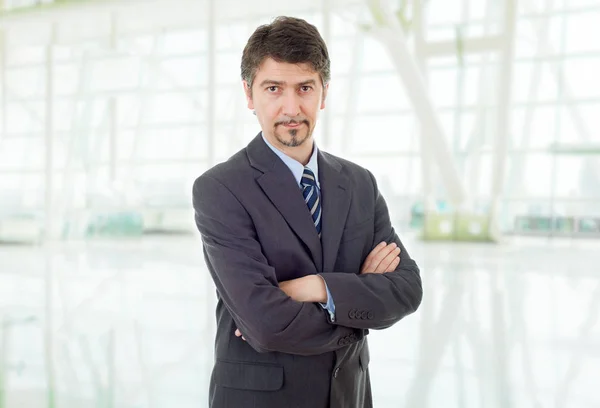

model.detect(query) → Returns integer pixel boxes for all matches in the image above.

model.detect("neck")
[282,145,313,165]
[270,137,314,166]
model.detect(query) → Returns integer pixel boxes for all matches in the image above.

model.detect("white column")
[109,98,117,183]
[205,0,217,388]
[44,24,58,408]
[109,13,118,183]
[44,254,56,408]
[340,30,364,156]
[0,28,6,142]
[44,24,57,241]
[206,0,216,167]
[489,0,517,237]
[320,0,332,150]
[412,0,436,212]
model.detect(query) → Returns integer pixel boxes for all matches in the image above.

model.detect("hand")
[235,328,246,341]
[361,241,401,274]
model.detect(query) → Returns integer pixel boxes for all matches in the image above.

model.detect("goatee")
[275,122,311,147]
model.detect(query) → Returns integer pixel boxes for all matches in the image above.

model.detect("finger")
[377,247,401,273]
[369,243,398,273]
[362,242,392,273]
[361,242,387,272]
[372,244,398,273]
[362,246,388,273]
[385,254,401,272]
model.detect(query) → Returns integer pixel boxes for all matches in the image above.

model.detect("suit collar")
[247,132,278,173]
[248,133,323,269]
[247,133,351,272]
[318,151,351,272]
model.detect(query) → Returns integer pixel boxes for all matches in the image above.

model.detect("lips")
[279,122,305,128]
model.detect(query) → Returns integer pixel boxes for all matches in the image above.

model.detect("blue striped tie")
[301,167,322,238]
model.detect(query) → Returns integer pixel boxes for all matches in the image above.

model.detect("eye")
[300,85,313,92]
[267,86,279,92]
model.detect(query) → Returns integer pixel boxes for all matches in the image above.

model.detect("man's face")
[243,58,328,150]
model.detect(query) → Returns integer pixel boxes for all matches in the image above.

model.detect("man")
[193,16,422,408]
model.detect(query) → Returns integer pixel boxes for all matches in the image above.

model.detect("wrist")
[312,275,327,303]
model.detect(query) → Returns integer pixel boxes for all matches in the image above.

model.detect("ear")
[243,80,254,110]
[320,83,329,110]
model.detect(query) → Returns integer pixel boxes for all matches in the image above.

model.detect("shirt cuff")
[317,275,336,322]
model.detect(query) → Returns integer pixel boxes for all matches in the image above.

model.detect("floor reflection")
[0,235,598,407]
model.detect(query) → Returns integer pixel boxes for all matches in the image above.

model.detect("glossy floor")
[0,234,598,407]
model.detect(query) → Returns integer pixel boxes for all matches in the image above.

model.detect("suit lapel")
[247,134,323,270]
[318,151,351,272]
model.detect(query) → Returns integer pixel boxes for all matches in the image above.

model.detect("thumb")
[235,329,246,341]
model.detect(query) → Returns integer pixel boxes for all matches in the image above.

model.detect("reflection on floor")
[0,234,599,407]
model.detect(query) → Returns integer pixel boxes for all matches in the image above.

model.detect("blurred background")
[0,0,599,407]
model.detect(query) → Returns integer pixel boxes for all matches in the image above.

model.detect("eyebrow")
[259,79,317,87]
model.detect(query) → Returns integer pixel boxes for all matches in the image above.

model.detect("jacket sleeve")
[319,171,423,330]
[193,174,364,356]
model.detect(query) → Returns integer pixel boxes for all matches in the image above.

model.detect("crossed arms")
[235,242,402,340]
[193,172,422,356]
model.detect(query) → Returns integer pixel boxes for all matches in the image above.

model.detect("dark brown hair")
[241,16,331,93]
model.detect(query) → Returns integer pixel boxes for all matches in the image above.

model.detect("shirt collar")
[261,132,320,188]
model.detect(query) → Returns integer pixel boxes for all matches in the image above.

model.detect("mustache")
[275,119,309,126]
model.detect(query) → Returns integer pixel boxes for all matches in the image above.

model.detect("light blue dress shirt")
[261,133,336,322]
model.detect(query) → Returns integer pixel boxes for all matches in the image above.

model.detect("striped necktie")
[301,167,322,238]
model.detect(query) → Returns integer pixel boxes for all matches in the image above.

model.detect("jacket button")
[333,367,340,378]
[349,309,356,319]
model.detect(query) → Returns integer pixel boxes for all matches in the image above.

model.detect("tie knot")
[301,167,317,188]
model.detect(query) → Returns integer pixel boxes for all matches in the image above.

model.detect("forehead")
[253,57,320,85]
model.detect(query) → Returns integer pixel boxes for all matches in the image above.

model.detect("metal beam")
[549,143,600,155]
[366,0,468,207]
[0,0,131,19]
[423,35,505,58]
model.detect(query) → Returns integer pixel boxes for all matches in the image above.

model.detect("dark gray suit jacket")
[192,133,422,408]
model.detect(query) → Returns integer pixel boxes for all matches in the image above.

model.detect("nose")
[281,91,301,118]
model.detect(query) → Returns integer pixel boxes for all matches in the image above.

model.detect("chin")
[275,128,311,148]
